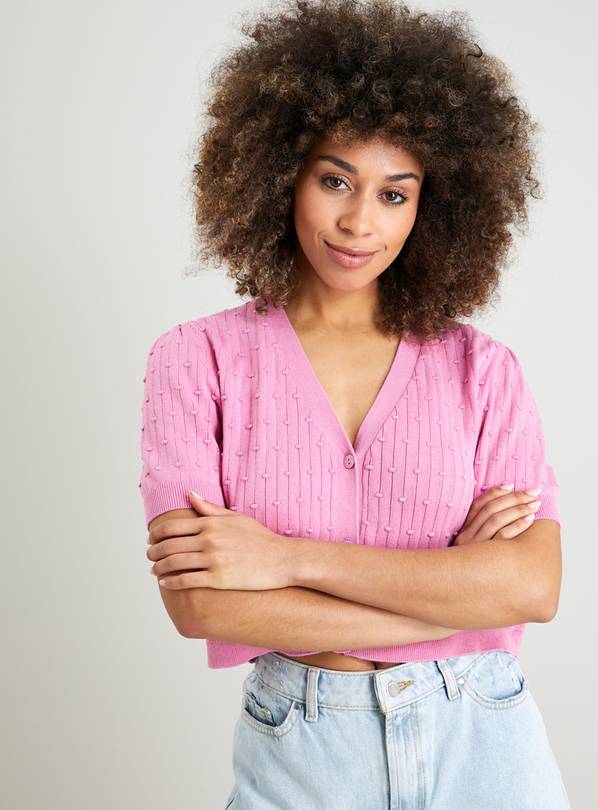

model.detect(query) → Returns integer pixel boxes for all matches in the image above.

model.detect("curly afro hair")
[190,0,543,342]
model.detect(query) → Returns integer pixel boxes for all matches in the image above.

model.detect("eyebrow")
[316,154,421,184]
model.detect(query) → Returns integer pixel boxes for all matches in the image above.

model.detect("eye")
[320,174,408,206]
[321,174,349,191]
[383,190,408,206]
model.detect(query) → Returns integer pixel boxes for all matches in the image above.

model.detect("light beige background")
[2,1,595,807]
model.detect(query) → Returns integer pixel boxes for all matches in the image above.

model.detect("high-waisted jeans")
[224,649,571,809]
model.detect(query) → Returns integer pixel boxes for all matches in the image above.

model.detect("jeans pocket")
[240,672,302,737]
[460,650,529,710]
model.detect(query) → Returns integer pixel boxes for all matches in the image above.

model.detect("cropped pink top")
[138,299,560,668]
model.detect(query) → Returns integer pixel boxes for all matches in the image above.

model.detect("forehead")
[307,134,423,175]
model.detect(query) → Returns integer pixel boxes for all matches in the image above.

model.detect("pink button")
[343,453,355,469]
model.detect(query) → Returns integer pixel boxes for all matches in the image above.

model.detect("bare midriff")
[274,652,407,671]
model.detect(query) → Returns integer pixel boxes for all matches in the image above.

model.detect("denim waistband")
[252,650,508,716]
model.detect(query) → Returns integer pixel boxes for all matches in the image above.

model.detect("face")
[291,135,424,293]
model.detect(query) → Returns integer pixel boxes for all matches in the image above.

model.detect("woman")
[140,1,570,807]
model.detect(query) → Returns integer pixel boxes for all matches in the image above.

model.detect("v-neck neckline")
[266,302,422,457]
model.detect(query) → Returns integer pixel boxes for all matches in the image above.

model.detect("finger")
[151,551,206,577]
[463,486,541,533]
[147,534,204,562]
[461,484,515,530]
[473,499,542,543]
[493,514,539,541]
[188,491,235,516]
[148,516,207,546]
[158,570,212,589]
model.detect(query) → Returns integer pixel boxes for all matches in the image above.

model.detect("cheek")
[294,187,327,233]
[385,208,418,249]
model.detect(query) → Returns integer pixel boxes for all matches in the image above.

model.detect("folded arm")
[149,509,459,646]
[191,585,459,648]
[287,519,562,629]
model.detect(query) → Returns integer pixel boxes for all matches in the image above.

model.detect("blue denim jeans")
[224,649,570,809]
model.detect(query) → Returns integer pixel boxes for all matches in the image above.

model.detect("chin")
[322,272,375,291]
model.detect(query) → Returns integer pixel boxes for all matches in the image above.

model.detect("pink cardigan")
[138,299,560,668]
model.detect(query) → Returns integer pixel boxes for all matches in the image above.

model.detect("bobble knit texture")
[139,300,560,669]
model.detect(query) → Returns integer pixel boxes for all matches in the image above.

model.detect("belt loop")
[304,666,320,722]
[436,658,461,701]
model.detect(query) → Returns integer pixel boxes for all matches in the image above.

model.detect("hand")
[146,492,293,591]
[453,485,542,546]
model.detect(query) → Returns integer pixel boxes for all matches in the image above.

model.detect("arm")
[288,518,562,630]
[151,510,459,646]
[283,337,564,631]
[137,326,457,649]
[192,585,459,648]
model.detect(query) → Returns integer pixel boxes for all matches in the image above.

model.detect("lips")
[324,240,376,256]
[324,240,378,269]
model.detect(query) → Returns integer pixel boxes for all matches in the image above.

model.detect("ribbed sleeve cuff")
[141,479,226,529]
[533,487,560,525]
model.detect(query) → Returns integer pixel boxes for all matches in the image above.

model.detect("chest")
[291,329,401,448]
[218,313,479,550]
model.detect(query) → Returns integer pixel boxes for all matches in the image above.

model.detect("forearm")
[289,537,543,630]
[190,586,459,649]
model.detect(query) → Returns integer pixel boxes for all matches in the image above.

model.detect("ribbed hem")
[204,626,526,669]
[533,493,560,525]
[330,625,525,660]
[141,479,226,529]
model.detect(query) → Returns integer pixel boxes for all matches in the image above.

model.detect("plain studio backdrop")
[1,1,595,807]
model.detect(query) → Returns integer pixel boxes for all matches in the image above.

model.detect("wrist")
[285,537,319,588]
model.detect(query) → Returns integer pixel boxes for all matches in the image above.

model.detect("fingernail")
[525,487,542,496]
[499,483,514,490]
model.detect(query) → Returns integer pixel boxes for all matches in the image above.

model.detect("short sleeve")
[138,319,226,529]
[473,340,560,525]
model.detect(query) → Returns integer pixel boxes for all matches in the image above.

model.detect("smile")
[324,240,378,268]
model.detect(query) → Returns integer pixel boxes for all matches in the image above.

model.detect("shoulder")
[429,321,524,395]
[145,299,256,357]
[439,320,504,354]
[187,299,261,347]
[445,321,518,370]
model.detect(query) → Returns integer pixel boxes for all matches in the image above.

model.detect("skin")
[290,133,424,330]
[145,135,561,670]
[276,133,426,668]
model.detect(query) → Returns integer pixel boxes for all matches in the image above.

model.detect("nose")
[337,195,376,237]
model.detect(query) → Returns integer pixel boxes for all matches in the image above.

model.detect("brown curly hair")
[190,0,543,342]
